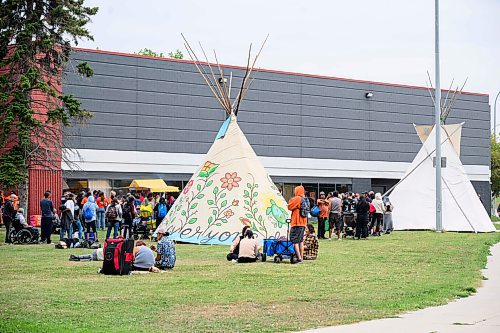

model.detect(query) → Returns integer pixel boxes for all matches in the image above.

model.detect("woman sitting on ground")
[132,240,156,271]
[152,226,176,270]
[227,226,250,261]
[303,223,319,260]
[237,229,261,263]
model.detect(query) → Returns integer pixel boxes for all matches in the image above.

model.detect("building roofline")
[73,47,488,97]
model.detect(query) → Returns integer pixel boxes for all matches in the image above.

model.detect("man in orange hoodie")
[288,185,308,263]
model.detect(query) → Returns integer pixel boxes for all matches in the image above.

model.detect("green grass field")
[0,230,499,333]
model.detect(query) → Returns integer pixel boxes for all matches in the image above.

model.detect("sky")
[77,0,500,129]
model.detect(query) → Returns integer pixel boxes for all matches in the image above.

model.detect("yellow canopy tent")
[128,179,179,193]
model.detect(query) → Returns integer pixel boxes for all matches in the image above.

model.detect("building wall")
[64,49,490,167]
[62,49,492,211]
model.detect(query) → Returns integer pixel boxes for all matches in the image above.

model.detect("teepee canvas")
[389,124,495,232]
[156,36,289,245]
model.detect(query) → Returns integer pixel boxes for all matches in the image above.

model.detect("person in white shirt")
[371,193,386,236]
[237,229,261,263]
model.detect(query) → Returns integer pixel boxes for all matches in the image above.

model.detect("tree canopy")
[491,135,500,197]
[0,0,98,206]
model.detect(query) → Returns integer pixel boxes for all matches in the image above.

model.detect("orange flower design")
[199,161,219,178]
[183,180,194,194]
[240,217,252,227]
[232,199,239,206]
[220,172,241,191]
[224,209,234,218]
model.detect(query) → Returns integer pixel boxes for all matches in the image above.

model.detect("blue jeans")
[106,220,120,239]
[96,208,105,229]
[70,220,83,239]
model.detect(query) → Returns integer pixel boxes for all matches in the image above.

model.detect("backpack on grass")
[101,238,134,275]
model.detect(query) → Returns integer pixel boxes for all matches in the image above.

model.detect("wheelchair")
[9,218,40,244]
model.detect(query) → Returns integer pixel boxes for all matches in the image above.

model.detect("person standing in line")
[382,202,394,234]
[95,191,106,231]
[105,197,122,239]
[317,192,329,240]
[371,193,386,236]
[154,197,168,229]
[355,192,370,240]
[2,194,16,243]
[122,195,137,239]
[0,190,4,227]
[82,195,98,241]
[329,191,343,240]
[40,192,56,244]
[287,185,308,264]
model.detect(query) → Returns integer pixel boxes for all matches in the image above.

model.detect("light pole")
[494,91,500,139]
[434,0,442,232]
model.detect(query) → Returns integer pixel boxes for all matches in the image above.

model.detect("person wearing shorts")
[329,191,343,240]
[287,185,307,264]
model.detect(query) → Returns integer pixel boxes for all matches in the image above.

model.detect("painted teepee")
[388,123,495,232]
[156,36,289,245]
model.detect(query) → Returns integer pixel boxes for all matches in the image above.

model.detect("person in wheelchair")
[10,208,39,244]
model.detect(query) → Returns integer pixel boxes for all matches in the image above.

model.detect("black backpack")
[299,197,310,218]
[122,203,133,219]
[101,238,134,275]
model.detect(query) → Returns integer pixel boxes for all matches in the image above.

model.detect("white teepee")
[156,36,289,245]
[389,124,495,232]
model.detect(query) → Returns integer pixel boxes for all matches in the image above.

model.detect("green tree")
[0,0,98,211]
[168,49,183,59]
[136,48,164,58]
[491,135,500,197]
[136,48,184,59]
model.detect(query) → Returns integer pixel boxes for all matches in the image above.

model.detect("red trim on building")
[73,47,489,97]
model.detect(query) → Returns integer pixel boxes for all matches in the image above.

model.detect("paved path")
[303,243,500,333]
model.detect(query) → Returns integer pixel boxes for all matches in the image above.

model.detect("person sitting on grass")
[132,240,156,272]
[303,224,319,260]
[152,227,176,270]
[237,229,261,263]
[227,225,250,261]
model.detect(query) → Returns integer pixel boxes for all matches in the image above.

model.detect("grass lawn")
[0,230,499,333]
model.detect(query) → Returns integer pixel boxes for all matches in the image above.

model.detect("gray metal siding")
[64,50,491,166]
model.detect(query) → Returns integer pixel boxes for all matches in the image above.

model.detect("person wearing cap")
[152,226,176,270]
[2,194,17,243]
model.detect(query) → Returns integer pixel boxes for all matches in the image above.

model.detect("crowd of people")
[287,186,393,264]
[2,185,394,269]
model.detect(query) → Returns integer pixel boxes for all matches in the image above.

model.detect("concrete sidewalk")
[303,243,500,333]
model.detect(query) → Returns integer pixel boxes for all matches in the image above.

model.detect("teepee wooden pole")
[198,42,231,114]
[182,36,227,110]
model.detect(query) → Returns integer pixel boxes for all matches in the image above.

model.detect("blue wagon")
[262,220,296,263]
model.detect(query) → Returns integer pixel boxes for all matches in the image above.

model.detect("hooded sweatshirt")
[372,193,386,214]
[83,196,98,222]
[288,186,307,227]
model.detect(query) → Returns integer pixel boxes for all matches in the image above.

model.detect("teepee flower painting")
[183,180,194,194]
[220,172,241,191]
[224,209,234,218]
[199,161,218,178]
[240,217,252,227]
[155,39,289,245]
